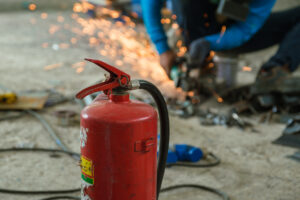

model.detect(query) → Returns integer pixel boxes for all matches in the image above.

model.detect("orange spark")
[177,46,187,57]
[129,22,136,28]
[76,66,85,73]
[221,25,227,33]
[57,16,64,23]
[73,3,83,13]
[89,37,97,45]
[41,13,48,19]
[44,63,63,71]
[72,61,86,68]
[49,25,60,35]
[217,26,227,43]
[111,11,120,19]
[122,16,131,23]
[71,13,78,19]
[176,40,182,47]
[172,15,177,20]
[42,43,48,48]
[98,32,104,38]
[165,18,171,24]
[82,1,95,11]
[217,97,224,103]
[187,91,194,97]
[99,50,107,56]
[172,23,179,29]
[131,12,139,18]
[59,43,69,49]
[71,37,77,44]
[210,89,224,103]
[176,87,183,93]
[208,62,214,68]
[115,60,123,66]
[243,66,252,72]
[28,3,36,11]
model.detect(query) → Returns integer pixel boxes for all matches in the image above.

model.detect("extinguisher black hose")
[138,80,170,200]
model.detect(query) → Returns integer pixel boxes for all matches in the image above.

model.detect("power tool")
[170,55,217,95]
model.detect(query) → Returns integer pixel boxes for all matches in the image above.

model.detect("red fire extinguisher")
[76,59,170,200]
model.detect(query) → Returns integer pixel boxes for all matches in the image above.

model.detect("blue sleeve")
[141,0,169,54]
[205,0,276,51]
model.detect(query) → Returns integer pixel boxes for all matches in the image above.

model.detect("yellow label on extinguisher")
[81,156,94,184]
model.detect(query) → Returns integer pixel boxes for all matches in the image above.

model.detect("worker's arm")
[205,0,276,51]
[141,0,169,55]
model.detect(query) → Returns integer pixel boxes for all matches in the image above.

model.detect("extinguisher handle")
[76,59,131,99]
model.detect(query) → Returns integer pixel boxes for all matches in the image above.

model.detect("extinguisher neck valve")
[110,93,130,102]
[128,80,140,90]
[112,89,128,95]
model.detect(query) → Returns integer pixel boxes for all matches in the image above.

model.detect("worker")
[141,0,300,78]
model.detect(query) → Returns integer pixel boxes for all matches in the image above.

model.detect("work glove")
[188,38,211,67]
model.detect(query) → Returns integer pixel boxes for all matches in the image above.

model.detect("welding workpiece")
[76,58,169,200]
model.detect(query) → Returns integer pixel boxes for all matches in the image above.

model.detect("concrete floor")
[0,1,299,200]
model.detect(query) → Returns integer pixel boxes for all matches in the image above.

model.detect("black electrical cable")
[138,80,170,200]
[166,152,221,168]
[161,184,230,200]
[0,148,81,195]
[39,196,81,200]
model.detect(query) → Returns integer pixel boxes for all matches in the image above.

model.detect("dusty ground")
[0,1,299,200]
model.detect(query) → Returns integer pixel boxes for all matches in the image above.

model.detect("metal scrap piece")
[288,151,300,162]
[283,116,300,135]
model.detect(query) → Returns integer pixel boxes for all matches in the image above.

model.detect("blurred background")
[0,0,299,200]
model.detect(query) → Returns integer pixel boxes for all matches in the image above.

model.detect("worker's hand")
[189,38,210,66]
[160,50,176,76]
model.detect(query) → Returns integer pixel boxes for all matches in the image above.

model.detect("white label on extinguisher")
[81,180,92,200]
[80,126,88,148]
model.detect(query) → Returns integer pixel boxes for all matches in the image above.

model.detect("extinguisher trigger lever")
[75,59,131,99]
